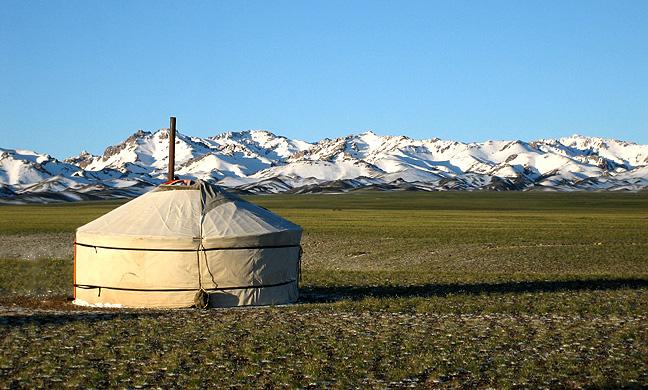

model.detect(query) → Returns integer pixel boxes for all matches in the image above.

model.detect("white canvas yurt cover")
[73,180,302,308]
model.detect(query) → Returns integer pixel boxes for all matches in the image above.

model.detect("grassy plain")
[1,192,647,388]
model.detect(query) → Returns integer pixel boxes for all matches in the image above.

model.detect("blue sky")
[1,0,647,158]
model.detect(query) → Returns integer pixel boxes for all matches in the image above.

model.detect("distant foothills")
[1,129,647,203]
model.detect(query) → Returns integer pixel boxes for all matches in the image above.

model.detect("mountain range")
[2,129,647,203]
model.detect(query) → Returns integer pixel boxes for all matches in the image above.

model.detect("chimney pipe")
[168,116,176,182]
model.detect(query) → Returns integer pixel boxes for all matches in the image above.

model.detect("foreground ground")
[1,192,647,388]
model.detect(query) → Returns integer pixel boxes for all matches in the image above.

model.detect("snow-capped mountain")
[1,129,647,203]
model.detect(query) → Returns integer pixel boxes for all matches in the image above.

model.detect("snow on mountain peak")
[2,130,648,201]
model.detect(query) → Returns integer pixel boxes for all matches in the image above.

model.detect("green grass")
[1,192,647,388]
[0,200,125,234]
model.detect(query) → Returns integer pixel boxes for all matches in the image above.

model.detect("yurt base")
[73,282,299,309]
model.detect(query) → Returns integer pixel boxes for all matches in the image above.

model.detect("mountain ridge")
[1,129,647,203]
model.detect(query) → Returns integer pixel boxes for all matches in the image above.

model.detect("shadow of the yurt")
[208,291,240,308]
[297,277,648,303]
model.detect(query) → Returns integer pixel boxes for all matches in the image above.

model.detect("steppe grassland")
[1,192,647,388]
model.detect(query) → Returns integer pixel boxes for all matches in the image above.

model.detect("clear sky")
[2,0,647,158]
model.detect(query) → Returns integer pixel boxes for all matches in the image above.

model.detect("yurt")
[73,179,303,308]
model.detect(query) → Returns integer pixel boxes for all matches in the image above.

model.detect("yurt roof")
[76,180,302,250]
